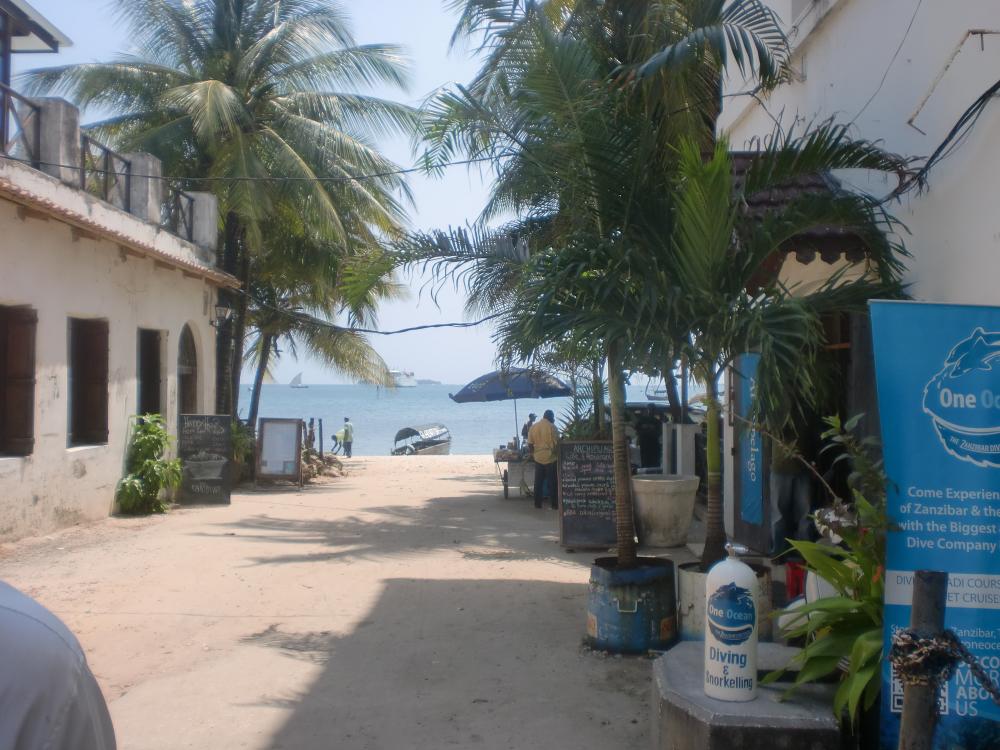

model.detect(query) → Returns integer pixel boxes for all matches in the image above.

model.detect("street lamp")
[210,300,233,328]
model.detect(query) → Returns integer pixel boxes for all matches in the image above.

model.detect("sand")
[0,455,651,749]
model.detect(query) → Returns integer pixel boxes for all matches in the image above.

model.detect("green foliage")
[231,420,255,466]
[116,414,182,515]
[764,415,892,725]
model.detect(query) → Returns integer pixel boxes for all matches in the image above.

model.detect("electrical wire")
[0,151,499,184]
[887,75,1000,201]
[851,0,924,124]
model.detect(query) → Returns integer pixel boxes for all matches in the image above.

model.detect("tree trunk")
[607,340,636,567]
[246,333,272,433]
[700,376,726,569]
[592,363,606,436]
[228,246,251,421]
[664,360,682,423]
[215,212,241,416]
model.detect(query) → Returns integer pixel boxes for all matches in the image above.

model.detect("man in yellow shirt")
[527,409,559,509]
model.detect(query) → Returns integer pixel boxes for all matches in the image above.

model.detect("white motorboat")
[390,369,417,387]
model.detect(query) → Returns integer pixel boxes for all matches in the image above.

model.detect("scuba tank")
[704,542,758,702]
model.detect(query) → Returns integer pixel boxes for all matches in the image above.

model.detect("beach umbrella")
[450,368,573,445]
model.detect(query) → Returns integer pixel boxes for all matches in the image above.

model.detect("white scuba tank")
[704,543,758,702]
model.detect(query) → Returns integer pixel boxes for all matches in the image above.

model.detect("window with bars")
[68,318,109,446]
[0,305,37,456]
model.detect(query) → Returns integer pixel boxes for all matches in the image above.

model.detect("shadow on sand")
[243,578,649,750]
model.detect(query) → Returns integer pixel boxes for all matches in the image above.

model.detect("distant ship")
[290,372,308,389]
[390,369,418,387]
[416,378,441,385]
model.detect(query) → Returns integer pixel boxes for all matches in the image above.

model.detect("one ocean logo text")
[923,328,1000,469]
[706,582,755,645]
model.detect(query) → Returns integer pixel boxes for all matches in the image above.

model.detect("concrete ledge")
[652,642,842,750]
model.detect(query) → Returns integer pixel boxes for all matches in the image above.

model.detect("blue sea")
[248,383,650,456]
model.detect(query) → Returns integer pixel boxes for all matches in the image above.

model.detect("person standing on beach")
[520,413,536,446]
[342,417,354,458]
[527,410,559,509]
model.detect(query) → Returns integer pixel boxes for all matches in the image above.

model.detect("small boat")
[390,369,418,387]
[391,423,452,455]
[290,372,308,389]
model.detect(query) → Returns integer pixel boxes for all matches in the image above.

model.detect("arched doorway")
[177,325,198,417]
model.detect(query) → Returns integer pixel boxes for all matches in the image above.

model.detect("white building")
[718,0,1000,549]
[720,0,1000,305]
[0,2,235,540]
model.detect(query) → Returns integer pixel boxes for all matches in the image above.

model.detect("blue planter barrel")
[586,557,677,653]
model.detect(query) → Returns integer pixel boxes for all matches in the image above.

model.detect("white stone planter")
[631,474,699,547]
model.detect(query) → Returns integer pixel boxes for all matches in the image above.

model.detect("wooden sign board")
[178,414,232,504]
[558,440,617,549]
[257,418,303,483]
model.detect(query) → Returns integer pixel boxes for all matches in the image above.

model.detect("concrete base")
[652,642,841,750]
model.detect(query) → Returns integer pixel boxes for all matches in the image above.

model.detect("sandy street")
[0,456,650,750]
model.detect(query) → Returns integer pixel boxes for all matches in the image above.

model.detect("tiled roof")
[0,171,239,289]
[731,152,869,265]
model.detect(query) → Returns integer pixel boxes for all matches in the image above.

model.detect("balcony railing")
[161,185,195,242]
[0,85,202,247]
[80,134,131,212]
[0,82,40,167]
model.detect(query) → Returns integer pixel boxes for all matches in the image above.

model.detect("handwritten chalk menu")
[257,418,302,482]
[558,441,616,548]
[178,415,232,504]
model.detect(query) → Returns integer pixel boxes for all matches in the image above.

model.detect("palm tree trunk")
[216,212,241,416]
[228,247,251,421]
[607,340,636,567]
[246,333,272,433]
[664,361,682,423]
[700,375,726,569]
[592,363,606,435]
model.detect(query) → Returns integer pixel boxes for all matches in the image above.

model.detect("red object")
[785,561,806,600]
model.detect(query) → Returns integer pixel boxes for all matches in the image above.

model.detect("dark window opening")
[0,304,37,456]
[137,329,162,415]
[177,325,198,418]
[69,318,109,446]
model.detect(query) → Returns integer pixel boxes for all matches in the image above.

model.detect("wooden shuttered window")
[0,306,37,456]
[69,318,109,445]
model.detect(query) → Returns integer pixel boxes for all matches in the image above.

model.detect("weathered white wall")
[721,0,1000,304]
[0,195,217,541]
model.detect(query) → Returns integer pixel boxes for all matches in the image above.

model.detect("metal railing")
[80,134,131,212]
[0,82,40,167]
[161,185,195,242]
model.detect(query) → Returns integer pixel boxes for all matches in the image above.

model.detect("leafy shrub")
[764,414,891,725]
[116,414,182,514]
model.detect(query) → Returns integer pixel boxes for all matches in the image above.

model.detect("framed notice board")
[178,414,232,504]
[558,440,617,549]
[256,418,303,483]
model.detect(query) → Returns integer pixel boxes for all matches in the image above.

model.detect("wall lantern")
[210,300,233,328]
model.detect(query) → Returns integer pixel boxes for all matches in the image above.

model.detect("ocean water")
[249,383,649,456]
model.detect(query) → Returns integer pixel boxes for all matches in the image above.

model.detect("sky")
[17,0,501,385]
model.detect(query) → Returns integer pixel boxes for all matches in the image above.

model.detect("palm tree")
[243,209,400,430]
[22,0,417,417]
[406,0,788,567]
[667,126,909,567]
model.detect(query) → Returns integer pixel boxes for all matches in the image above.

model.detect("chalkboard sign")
[178,414,232,504]
[558,440,616,548]
[257,418,302,483]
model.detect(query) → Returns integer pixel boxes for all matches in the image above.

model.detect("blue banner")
[735,353,764,525]
[871,301,1000,749]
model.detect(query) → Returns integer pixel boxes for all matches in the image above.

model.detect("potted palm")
[410,0,792,652]
[665,129,910,637]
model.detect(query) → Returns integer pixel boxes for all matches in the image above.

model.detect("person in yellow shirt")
[527,409,559,509]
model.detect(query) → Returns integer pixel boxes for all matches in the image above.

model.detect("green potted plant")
[116,414,182,515]
[764,415,892,746]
